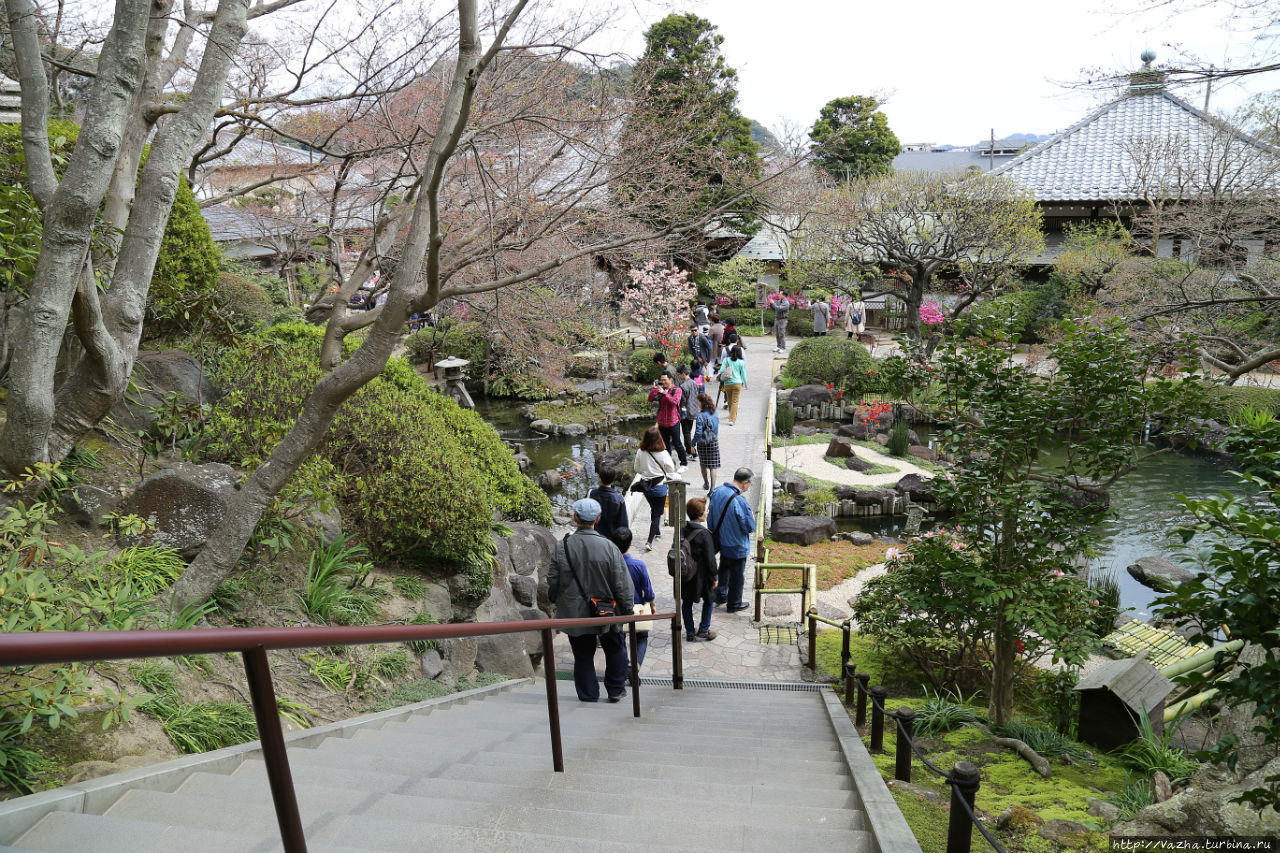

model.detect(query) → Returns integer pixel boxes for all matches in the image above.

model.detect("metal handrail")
[836,622,1008,853]
[0,612,674,853]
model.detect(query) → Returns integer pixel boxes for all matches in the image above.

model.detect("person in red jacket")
[647,373,688,471]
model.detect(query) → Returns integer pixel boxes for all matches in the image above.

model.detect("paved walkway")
[554,336,805,682]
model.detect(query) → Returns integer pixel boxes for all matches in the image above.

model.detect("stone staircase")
[0,679,920,853]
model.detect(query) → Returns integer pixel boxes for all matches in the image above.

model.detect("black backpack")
[667,529,704,581]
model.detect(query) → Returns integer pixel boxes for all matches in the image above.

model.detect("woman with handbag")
[609,526,655,670]
[634,426,677,551]
[691,392,721,491]
[720,345,748,426]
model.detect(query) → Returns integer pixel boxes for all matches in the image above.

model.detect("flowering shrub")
[919,300,945,327]
[622,262,696,355]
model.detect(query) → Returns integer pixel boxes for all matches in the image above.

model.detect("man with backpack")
[707,468,756,612]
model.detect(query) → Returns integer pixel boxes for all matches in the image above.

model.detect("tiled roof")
[990,88,1280,202]
[892,149,1016,175]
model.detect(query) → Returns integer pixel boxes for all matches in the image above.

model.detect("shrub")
[299,537,378,626]
[213,272,275,327]
[783,337,877,396]
[1087,571,1121,638]
[206,324,549,568]
[404,318,488,366]
[914,688,979,736]
[886,420,911,457]
[629,347,665,383]
[992,719,1092,762]
[147,176,223,337]
[1112,712,1201,782]
[774,402,795,437]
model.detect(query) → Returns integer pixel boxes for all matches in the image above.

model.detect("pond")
[830,429,1240,620]
[474,396,651,508]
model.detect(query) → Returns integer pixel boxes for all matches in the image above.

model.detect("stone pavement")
[553,336,806,682]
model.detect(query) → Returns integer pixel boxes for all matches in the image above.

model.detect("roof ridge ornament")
[1129,49,1165,94]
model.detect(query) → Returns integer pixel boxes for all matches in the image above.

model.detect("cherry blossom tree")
[621,261,696,354]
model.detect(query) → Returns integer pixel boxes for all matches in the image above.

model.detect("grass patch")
[813,630,929,691]
[141,696,258,754]
[367,673,511,713]
[762,539,888,591]
[822,454,899,476]
[531,391,650,426]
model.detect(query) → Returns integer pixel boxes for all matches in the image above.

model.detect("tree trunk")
[0,0,151,477]
[988,614,1018,724]
[901,265,928,343]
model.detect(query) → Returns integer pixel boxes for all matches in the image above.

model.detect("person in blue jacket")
[706,467,756,612]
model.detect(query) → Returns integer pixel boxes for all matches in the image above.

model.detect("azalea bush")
[622,262,696,354]
[783,336,877,396]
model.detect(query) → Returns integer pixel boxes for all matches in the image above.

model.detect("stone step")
[179,770,864,830]
[397,707,834,734]
[12,810,358,853]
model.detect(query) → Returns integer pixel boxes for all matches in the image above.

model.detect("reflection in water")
[834,441,1239,619]
[473,396,651,507]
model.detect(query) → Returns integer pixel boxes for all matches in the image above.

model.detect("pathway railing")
[835,622,1008,853]
[0,612,673,853]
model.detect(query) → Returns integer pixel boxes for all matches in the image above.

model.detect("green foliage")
[809,94,901,180]
[1113,710,1202,783]
[391,575,427,600]
[128,661,180,698]
[773,402,795,437]
[403,318,488,366]
[0,122,76,298]
[142,696,258,754]
[146,176,222,337]
[1206,384,1280,420]
[886,420,910,457]
[299,537,378,626]
[783,336,877,395]
[959,281,1066,342]
[618,13,763,232]
[992,719,1092,763]
[914,687,979,736]
[405,611,439,654]
[0,725,54,794]
[1106,778,1156,819]
[213,272,275,326]
[106,546,186,597]
[629,347,665,383]
[701,257,763,306]
[302,652,378,693]
[1152,414,1280,809]
[205,324,549,566]
[370,649,411,680]
[1086,571,1121,638]
[369,678,453,711]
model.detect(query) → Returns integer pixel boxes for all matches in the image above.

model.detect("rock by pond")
[772,515,837,546]
[1127,555,1194,591]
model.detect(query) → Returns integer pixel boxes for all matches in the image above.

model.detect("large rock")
[1118,755,1280,838]
[837,422,875,441]
[491,523,557,613]
[826,436,854,458]
[997,805,1044,832]
[895,473,937,502]
[108,350,221,434]
[536,471,564,492]
[1127,556,1194,591]
[763,595,792,618]
[437,636,478,687]
[771,515,837,546]
[510,574,538,608]
[789,384,834,407]
[59,484,119,530]
[472,586,536,678]
[1037,819,1093,847]
[561,423,588,437]
[845,455,874,473]
[816,600,848,621]
[835,486,896,505]
[529,419,555,433]
[906,445,935,462]
[420,650,444,680]
[1087,797,1122,822]
[116,462,238,554]
[596,449,634,477]
[775,470,808,495]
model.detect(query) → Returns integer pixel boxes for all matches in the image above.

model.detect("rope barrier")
[845,662,1010,853]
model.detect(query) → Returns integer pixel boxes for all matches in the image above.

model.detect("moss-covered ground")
[815,632,1132,852]
[531,390,650,426]
[761,539,889,591]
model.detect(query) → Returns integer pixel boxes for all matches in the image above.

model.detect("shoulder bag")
[564,536,617,619]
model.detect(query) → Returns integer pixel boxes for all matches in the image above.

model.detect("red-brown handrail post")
[540,628,563,772]
[669,480,687,689]
[628,623,640,718]
[242,645,306,853]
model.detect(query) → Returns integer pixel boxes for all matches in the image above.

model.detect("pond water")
[823,424,1240,619]
[474,396,651,508]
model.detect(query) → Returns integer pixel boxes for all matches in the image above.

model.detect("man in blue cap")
[548,498,635,702]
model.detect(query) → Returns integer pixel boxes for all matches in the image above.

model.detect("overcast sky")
[599,0,1280,145]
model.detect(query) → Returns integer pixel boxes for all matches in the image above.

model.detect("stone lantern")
[435,357,474,409]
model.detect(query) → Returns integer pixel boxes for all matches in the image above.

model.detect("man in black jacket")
[588,467,628,538]
[548,499,635,702]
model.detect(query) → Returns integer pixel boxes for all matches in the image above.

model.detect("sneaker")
[727,420,735,426]
[696,630,717,641]
[685,633,697,642]
[644,542,654,552]
[677,465,687,474]
[608,689,627,703]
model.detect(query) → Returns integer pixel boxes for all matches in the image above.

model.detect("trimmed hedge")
[629,348,664,383]
[206,324,550,566]
[1209,385,1280,419]
[783,336,879,397]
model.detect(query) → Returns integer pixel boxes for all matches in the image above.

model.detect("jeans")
[568,631,628,702]
[717,555,747,608]
[775,318,788,349]
[658,424,687,466]
[682,598,715,637]
[634,632,649,671]
[644,492,666,546]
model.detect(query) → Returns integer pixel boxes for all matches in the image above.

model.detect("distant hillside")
[749,119,780,150]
